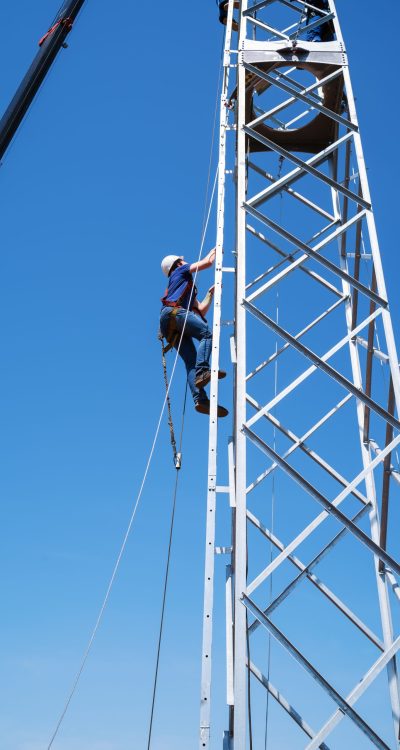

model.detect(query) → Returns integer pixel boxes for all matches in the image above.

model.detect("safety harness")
[159,277,206,354]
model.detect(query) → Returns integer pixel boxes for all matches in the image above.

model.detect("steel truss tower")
[200,1,400,748]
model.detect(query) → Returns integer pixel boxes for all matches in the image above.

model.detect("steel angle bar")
[243,595,393,750]
[305,633,400,750]
[244,63,351,130]
[285,106,316,130]
[370,440,400,487]
[199,4,235,745]
[247,395,368,506]
[246,16,291,38]
[243,302,400,432]
[246,297,346,381]
[243,425,400,579]
[341,66,400,415]
[379,377,396,572]
[246,224,343,298]
[296,0,332,14]
[357,337,389,364]
[232,22,249,747]
[244,243,337,296]
[244,128,370,211]
[252,505,381,638]
[245,306,382,430]
[246,394,354,495]
[243,594,390,750]
[248,661,332,750]
[273,70,324,105]
[350,192,364,331]
[226,565,234,706]
[242,0,277,15]
[385,569,400,604]
[363,274,378,443]
[247,132,354,206]
[244,209,371,304]
[242,430,400,589]
[244,208,373,303]
[248,161,336,221]
[339,137,352,257]
[246,507,383,650]
[272,68,333,107]
[247,68,343,131]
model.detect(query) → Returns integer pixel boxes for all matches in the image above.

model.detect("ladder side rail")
[199,2,236,746]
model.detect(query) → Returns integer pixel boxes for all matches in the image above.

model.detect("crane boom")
[0,0,86,160]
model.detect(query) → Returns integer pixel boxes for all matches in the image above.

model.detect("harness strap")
[161,279,194,309]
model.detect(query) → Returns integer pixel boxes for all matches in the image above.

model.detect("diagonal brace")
[244,63,354,132]
[243,595,392,750]
[244,301,399,431]
[243,425,400,578]
[244,126,370,210]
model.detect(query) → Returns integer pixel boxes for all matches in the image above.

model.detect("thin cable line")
[146,384,188,749]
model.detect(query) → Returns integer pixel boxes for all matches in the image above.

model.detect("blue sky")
[0,2,399,749]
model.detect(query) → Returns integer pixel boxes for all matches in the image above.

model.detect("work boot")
[195,401,229,418]
[195,370,227,389]
[221,16,239,31]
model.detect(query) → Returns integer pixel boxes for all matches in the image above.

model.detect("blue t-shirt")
[162,263,195,310]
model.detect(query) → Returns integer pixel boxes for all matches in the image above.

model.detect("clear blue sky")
[0,2,399,749]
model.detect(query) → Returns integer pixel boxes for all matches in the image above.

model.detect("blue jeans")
[305,23,333,42]
[160,307,212,405]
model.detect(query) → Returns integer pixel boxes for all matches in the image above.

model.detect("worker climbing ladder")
[201,1,400,748]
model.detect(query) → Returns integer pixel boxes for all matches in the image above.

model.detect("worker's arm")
[197,285,215,316]
[189,248,216,274]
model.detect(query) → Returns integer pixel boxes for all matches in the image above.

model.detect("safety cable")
[46,46,224,750]
[146,384,188,749]
[292,1,307,43]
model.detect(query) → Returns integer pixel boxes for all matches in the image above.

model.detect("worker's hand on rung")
[207,248,216,265]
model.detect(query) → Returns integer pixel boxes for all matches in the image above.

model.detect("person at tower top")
[298,0,335,42]
[160,250,228,418]
[217,0,239,31]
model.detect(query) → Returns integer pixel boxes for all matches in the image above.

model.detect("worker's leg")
[305,26,323,41]
[175,334,208,405]
[160,308,206,404]
[218,0,227,24]
[174,310,212,380]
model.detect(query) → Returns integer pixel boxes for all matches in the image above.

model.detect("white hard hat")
[161,254,183,277]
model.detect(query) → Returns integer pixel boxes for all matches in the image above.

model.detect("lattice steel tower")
[200,1,400,748]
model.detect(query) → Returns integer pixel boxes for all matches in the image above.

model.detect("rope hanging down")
[159,332,181,469]
[146,384,188,749]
